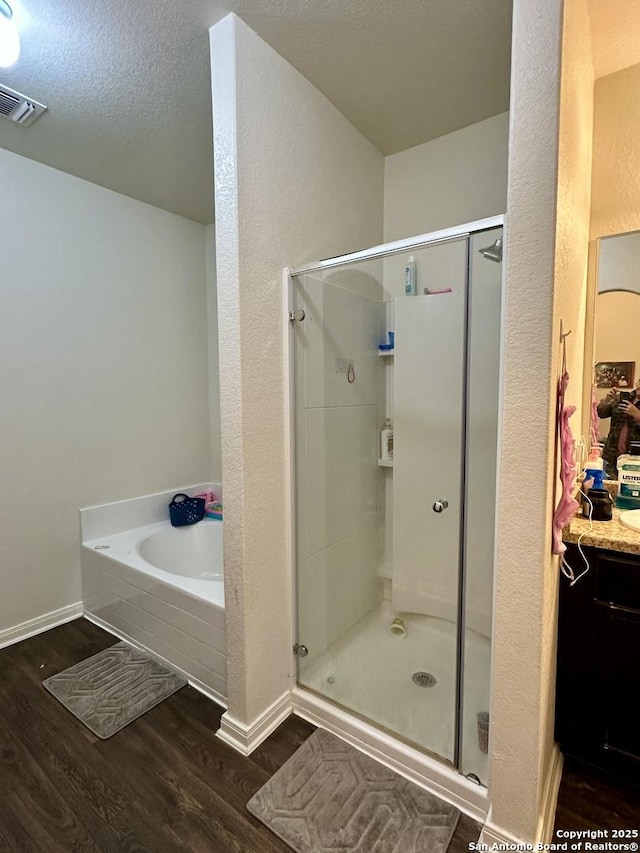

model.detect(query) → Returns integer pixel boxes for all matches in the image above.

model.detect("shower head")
[478,236,503,263]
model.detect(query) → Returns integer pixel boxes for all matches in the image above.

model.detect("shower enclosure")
[288,217,503,788]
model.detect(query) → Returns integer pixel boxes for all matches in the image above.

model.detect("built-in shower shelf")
[377,459,394,468]
[378,350,394,357]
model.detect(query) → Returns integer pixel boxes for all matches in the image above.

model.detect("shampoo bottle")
[380,418,394,462]
[404,256,416,296]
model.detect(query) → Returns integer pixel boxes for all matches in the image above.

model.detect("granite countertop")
[564,506,640,555]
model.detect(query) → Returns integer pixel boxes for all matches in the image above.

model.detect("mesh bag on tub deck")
[168,493,205,527]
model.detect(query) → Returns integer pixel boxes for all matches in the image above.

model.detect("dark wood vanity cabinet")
[556,544,640,782]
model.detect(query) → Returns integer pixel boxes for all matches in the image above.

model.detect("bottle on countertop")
[582,446,605,493]
[616,441,640,509]
[380,418,394,462]
[586,447,604,471]
[582,469,613,521]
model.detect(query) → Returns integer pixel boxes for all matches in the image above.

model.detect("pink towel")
[590,386,600,451]
[552,371,580,555]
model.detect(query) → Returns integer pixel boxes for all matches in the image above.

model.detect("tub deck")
[84,521,224,607]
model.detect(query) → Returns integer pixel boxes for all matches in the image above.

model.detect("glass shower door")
[459,226,503,784]
[292,237,470,764]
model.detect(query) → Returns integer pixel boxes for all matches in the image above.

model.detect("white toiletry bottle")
[380,418,394,461]
[404,256,416,295]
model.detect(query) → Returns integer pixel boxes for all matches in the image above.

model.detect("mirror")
[598,231,640,295]
[590,229,640,477]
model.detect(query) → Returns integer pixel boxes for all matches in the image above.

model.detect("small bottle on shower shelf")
[404,256,416,295]
[380,418,394,462]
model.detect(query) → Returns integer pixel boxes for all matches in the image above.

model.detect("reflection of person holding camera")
[597,387,640,476]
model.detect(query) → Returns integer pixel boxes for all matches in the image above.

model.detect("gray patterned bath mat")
[43,641,186,739]
[247,728,460,853]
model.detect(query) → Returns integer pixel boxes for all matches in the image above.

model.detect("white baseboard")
[537,745,563,843]
[480,744,563,846]
[0,601,84,650]
[84,612,228,709]
[292,686,489,823]
[216,690,293,756]
[479,819,525,846]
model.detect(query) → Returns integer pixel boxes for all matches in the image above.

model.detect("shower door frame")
[283,214,505,823]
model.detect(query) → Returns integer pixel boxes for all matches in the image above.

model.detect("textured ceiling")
[0,0,512,224]
[588,0,640,80]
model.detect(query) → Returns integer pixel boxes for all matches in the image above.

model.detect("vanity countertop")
[563,507,640,555]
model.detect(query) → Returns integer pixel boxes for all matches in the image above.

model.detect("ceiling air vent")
[0,84,47,127]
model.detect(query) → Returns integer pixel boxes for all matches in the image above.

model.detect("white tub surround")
[80,485,227,705]
[84,522,224,606]
[80,482,222,541]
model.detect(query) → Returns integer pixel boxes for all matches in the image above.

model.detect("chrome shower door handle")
[432,499,449,513]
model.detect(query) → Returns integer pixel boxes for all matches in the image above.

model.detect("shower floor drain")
[412,671,437,688]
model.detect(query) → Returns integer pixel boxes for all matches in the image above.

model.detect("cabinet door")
[594,602,640,761]
[557,545,640,781]
[555,546,597,747]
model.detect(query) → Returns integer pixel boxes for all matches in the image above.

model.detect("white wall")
[0,148,213,636]
[383,112,509,242]
[598,231,640,294]
[210,13,384,730]
[595,292,640,369]
[594,291,640,436]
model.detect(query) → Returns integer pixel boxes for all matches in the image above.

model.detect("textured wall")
[591,63,640,241]
[210,14,384,725]
[383,112,509,242]
[205,223,222,482]
[0,148,211,635]
[587,0,640,80]
[488,0,566,840]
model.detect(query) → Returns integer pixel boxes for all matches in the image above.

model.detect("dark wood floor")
[554,757,640,835]
[0,618,481,852]
[6,618,635,850]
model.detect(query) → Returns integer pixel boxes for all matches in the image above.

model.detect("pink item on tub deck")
[194,491,216,504]
[552,371,580,555]
[423,287,453,295]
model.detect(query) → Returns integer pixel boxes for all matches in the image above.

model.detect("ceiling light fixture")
[0,0,20,69]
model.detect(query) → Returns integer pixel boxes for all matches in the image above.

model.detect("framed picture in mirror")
[595,361,635,389]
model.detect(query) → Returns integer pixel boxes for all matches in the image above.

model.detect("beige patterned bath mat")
[247,728,460,853]
[43,641,186,738]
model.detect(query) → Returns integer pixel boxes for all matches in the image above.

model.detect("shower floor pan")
[298,601,490,784]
